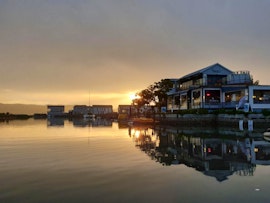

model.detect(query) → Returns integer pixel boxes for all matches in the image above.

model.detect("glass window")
[180,94,187,108]
[253,90,270,104]
[194,78,203,86]
[205,90,220,103]
[225,91,242,102]
[168,96,173,104]
[207,75,225,86]
[174,96,180,105]
[192,90,201,106]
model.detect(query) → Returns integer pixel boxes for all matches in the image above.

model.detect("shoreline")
[2,112,270,130]
[154,113,270,133]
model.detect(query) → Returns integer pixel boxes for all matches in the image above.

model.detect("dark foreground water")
[1,119,270,203]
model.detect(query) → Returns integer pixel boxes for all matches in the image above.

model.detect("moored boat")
[130,117,158,125]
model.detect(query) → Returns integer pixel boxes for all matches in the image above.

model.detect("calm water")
[1,119,270,203]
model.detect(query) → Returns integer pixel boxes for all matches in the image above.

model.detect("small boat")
[131,117,158,125]
[263,128,270,141]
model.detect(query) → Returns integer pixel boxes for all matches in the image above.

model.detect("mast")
[88,90,91,115]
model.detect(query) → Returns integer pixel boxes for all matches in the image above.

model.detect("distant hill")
[0,103,74,115]
[0,103,47,115]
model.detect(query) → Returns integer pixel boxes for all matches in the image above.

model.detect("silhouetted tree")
[133,79,173,111]
[153,79,173,109]
[134,88,154,107]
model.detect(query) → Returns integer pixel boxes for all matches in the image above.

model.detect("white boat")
[263,128,270,141]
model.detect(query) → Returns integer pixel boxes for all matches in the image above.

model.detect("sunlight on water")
[0,119,270,203]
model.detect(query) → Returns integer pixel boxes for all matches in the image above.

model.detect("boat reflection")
[73,118,112,127]
[128,126,270,182]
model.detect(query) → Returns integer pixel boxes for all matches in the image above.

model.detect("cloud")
[0,0,270,107]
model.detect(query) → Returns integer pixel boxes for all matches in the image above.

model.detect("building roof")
[73,105,88,108]
[168,78,179,82]
[179,63,233,82]
[222,85,248,92]
[92,105,113,107]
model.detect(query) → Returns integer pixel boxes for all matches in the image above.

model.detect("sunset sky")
[1,0,270,109]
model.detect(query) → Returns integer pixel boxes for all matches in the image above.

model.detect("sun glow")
[128,92,140,101]
[128,93,136,101]
[131,129,141,138]
[0,89,143,112]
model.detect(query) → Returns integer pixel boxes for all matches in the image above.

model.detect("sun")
[128,92,140,101]
[129,93,137,101]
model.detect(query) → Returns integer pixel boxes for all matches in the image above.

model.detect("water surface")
[0,119,270,203]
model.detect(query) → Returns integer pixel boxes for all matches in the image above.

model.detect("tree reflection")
[128,126,270,182]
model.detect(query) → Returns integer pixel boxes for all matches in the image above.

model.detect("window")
[174,96,180,105]
[253,90,270,104]
[225,91,242,103]
[207,75,225,86]
[193,78,203,86]
[192,90,201,106]
[181,81,193,90]
[180,94,187,108]
[205,90,220,103]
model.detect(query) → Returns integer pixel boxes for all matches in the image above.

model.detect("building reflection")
[72,118,112,127]
[47,118,112,127]
[128,126,270,182]
[47,118,65,127]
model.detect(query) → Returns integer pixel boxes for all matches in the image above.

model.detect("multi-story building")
[167,63,270,112]
[47,105,65,118]
[92,105,113,115]
[73,105,91,116]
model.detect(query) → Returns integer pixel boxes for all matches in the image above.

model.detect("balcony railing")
[170,102,239,110]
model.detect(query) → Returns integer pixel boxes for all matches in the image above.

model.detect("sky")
[0,0,270,110]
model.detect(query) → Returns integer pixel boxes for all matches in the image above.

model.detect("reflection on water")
[1,119,270,202]
[128,125,270,182]
[47,118,113,127]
